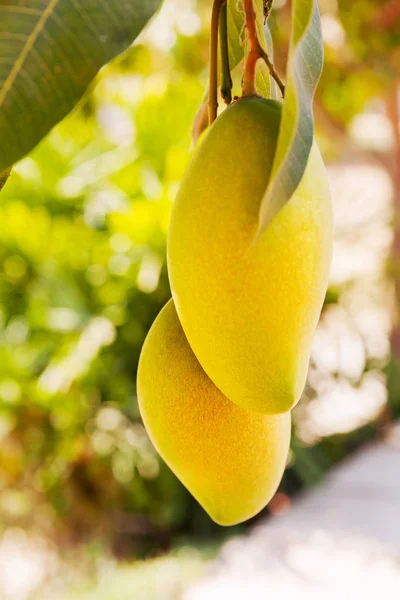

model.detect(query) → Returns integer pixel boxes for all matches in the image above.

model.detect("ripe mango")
[137,300,291,526]
[168,97,333,414]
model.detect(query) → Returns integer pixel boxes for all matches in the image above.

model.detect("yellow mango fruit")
[168,97,333,414]
[137,300,291,526]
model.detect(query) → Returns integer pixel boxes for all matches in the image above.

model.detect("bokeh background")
[0,0,398,597]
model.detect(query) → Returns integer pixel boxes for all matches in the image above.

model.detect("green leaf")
[226,0,246,71]
[253,6,272,99]
[257,0,324,238]
[0,0,162,172]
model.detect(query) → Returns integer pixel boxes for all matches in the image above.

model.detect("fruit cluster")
[137,97,333,526]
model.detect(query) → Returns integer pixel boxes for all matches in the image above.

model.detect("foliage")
[0,0,162,171]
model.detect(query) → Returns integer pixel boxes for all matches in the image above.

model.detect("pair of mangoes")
[137,97,333,525]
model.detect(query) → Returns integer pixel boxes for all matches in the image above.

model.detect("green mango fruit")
[137,300,291,526]
[168,97,333,414]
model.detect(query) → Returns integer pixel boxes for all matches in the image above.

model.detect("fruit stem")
[260,46,285,98]
[242,0,285,98]
[191,98,209,146]
[219,2,232,105]
[209,0,226,125]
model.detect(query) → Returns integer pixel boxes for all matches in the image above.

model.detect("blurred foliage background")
[0,0,398,597]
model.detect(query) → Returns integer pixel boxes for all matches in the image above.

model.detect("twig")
[259,47,285,98]
[242,0,285,98]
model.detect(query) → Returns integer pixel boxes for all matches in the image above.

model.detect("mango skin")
[137,300,291,526]
[168,97,333,414]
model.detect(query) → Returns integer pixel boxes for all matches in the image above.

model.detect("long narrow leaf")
[257,0,323,238]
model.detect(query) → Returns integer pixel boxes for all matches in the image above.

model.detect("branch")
[259,47,285,98]
[242,0,285,98]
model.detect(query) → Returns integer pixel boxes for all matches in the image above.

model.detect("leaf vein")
[0,0,60,108]
[0,5,42,17]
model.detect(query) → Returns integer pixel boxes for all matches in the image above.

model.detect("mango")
[137,300,291,526]
[168,97,333,414]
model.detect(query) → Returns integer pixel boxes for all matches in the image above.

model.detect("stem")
[260,47,285,98]
[242,0,285,98]
[209,0,225,125]
[191,100,209,146]
[242,0,259,96]
[219,2,232,105]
